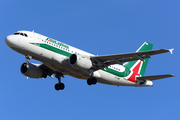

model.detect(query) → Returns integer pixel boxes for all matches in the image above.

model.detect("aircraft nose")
[5,35,16,48]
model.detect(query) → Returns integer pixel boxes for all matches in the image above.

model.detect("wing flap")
[103,56,150,65]
[136,74,175,81]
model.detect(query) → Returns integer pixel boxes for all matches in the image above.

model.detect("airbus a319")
[5,31,174,91]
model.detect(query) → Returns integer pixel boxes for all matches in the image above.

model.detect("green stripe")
[31,43,72,57]
[31,43,130,77]
[102,67,131,77]
[40,44,72,57]
[140,58,149,76]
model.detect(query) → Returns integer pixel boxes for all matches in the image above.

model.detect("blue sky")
[1,0,179,120]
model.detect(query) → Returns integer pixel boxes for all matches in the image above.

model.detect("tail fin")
[124,42,153,77]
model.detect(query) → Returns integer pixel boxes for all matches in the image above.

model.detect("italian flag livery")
[124,42,153,83]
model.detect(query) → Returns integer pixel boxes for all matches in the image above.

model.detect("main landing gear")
[54,72,65,91]
[87,77,97,85]
[87,70,97,85]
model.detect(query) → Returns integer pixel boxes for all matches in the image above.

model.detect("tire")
[55,83,61,91]
[87,78,92,85]
[55,83,65,90]
[59,83,65,90]
[92,78,97,85]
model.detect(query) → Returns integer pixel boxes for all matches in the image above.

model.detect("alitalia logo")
[46,38,69,49]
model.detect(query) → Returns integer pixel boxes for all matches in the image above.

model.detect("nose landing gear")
[25,55,65,91]
[25,55,32,67]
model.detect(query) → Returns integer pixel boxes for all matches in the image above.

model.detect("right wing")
[91,49,174,68]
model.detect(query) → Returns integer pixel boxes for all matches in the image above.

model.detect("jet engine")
[69,54,93,69]
[20,62,44,78]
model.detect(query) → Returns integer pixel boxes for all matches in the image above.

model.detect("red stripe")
[128,61,141,83]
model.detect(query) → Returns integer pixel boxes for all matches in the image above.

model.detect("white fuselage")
[5,31,152,87]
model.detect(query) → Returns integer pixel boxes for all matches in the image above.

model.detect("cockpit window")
[13,32,28,37]
[24,34,28,37]
[14,32,20,35]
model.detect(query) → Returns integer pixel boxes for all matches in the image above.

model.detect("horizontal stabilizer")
[137,74,175,81]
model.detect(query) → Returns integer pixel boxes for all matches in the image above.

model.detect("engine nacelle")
[20,63,43,78]
[69,54,93,69]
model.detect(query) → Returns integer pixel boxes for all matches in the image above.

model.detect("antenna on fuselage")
[32,30,34,33]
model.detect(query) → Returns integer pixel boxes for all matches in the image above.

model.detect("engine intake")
[20,63,43,78]
[69,54,93,69]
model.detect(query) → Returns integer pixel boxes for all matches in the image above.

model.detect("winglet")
[169,48,174,54]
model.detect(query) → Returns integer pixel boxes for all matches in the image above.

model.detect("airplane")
[5,30,175,91]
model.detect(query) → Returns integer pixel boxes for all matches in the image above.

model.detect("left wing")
[91,49,173,67]
[39,64,56,77]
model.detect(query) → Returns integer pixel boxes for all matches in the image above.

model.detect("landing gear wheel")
[55,83,65,91]
[91,77,97,85]
[87,78,92,85]
[54,72,65,91]
[87,77,97,85]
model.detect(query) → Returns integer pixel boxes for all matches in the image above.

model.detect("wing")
[91,49,174,67]
[33,63,64,78]
[39,64,56,77]
[136,74,175,81]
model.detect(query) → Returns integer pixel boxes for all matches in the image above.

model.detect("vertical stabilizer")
[124,42,153,77]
